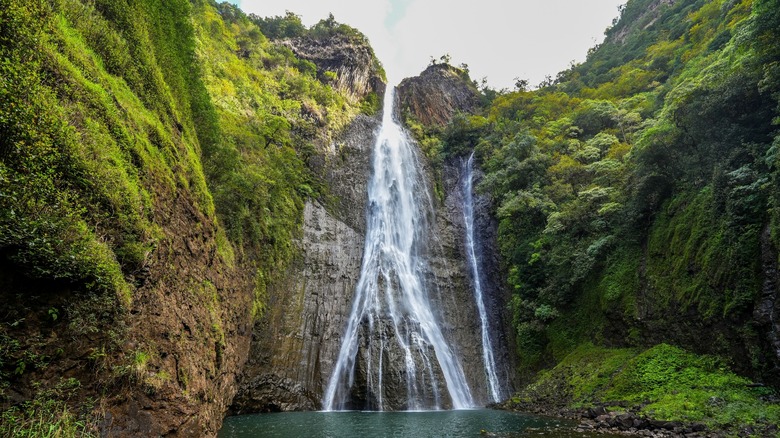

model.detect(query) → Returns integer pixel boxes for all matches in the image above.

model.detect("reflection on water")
[218,409,621,437]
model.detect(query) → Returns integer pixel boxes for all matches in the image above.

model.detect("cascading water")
[323,87,474,411]
[461,153,502,403]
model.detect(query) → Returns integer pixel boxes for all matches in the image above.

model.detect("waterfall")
[461,153,502,403]
[323,87,474,411]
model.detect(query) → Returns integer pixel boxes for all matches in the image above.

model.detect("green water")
[218,409,599,437]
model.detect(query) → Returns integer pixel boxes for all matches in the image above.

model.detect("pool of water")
[218,409,605,437]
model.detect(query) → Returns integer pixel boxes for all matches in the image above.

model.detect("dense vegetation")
[436,0,779,377]
[1,0,374,433]
[508,343,780,433]
[2,0,778,433]
[414,0,780,429]
[192,1,373,314]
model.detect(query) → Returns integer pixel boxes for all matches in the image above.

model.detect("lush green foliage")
[1,0,223,429]
[0,0,370,314]
[437,0,779,378]
[1,0,371,430]
[192,1,370,314]
[511,343,780,432]
[607,345,780,427]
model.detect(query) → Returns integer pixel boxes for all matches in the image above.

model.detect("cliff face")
[424,158,516,404]
[100,186,254,435]
[0,1,263,435]
[283,33,386,103]
[232,68,514,410]
[397,64,481,126]
[756,226,780,380]
[0,196,252,437]
[0,0,384,435]
[231,115,378,412]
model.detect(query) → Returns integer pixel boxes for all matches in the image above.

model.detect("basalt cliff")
[230,62,514,414]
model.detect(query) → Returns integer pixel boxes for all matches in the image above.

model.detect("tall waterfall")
[323,87,474,411]
[461,153,502,403]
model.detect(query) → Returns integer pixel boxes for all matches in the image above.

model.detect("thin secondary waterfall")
[461,153,502,403]
[323,87,474,411]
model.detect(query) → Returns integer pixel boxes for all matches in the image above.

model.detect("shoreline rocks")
[493,402,727,438]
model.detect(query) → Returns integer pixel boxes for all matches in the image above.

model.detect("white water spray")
[323,87,473,411]
[461,153,502,403]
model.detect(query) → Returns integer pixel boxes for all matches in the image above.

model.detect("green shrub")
[0,378,97,438]
[514,343,780,431]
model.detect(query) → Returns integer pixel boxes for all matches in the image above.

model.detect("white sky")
[233,0,626,90]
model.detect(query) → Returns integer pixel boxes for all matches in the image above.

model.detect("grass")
[0,378,97,438]
[511,343,780,434]
[0,399,96,438]
[605,344,780,428]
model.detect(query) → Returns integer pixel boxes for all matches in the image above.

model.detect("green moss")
[605,344,780,428]
[542,247,641,368]
[598,246,640,312]
[646,189,763,318]
[514,343,780,432]
[553,343,637,404]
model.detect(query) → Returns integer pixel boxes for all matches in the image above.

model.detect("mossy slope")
[0,0,378,434]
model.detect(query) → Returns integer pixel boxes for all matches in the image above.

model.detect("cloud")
[385,0,414,29]
[236,0,625,89]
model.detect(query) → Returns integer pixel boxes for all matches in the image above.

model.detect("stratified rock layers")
[397,64,481,126]
[233,69,514,411]
[231,115,376,412]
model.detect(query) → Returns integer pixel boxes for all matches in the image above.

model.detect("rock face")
[606,0,677,45]
[0,156,255,438]
[101,193,254,436]
[231,115,378,412]
[233,74,515,411]
[422,157,516,405]
[230,200,364,412]
[349,316,451,410]
[283,33,386,102]
[397,64,481,126]
[755,225,780,386]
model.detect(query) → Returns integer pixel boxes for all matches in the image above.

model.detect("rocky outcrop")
[606,0,677,45]
[422,158,515,406]
[0,161,255,438]
[755,225,780,386]
[283,33,386,102]
[231,115,378,412]
[397,64,481,126]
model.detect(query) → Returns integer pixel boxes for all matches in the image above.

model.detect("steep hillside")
[0,0,381,435]
[425,0,780,431]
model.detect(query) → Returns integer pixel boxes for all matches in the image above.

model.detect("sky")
[233,0,627,90]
